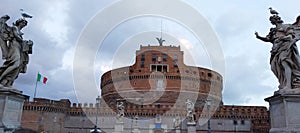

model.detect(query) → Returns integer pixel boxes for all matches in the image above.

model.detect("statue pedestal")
[265,91,300,133]
[0,89,29,133]
[113,120,124,133]
[187,122,196,133]
[133,122,140,133]
[132,128,140,133]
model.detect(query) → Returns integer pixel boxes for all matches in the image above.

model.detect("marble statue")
[117,101,125,118]
[134,115,139,127]
[255,8,300,90]
[185,99,195,123]
[173,116,181,129]
[0,14,33,88]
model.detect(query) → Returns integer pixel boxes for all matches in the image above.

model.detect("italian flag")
[37,73,48,84]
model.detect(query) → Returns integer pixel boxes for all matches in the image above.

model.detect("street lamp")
[232,107,237,133]
[130,116,133,133]
[207,99,212,133]
[91,96,101,133]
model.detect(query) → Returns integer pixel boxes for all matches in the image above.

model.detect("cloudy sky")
[1,0,299,107]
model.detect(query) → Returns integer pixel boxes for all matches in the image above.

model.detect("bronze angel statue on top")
[255,8,300,91]
[0,14,33,88]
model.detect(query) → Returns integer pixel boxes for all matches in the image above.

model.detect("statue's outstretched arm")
[255,32,271,42]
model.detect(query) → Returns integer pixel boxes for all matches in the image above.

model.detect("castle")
[21,43,270,133]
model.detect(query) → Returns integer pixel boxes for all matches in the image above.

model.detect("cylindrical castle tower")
[100,44,223,119]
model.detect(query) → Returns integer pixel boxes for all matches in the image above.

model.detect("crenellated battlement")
[23,98,111,116]
[213,105,269,119]
[70,102,98,108]
[23,98,70,113]
[24,98,104,110]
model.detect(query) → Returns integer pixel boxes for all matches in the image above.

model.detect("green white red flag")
[37,73,47,84]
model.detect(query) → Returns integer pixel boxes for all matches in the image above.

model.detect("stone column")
[265,90,300,133]
[0,89,29,133]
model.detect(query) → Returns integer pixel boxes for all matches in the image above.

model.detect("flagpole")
[33,79,38,99]
[33,72,39,100]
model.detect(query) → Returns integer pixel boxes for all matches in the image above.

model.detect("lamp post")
[130,116,133,133]
[207,99,211,133]
[178,115,182,133]
[52,116,56,133]
[92,96,101,133]
[232,107,237,133]
[82,118,86,133]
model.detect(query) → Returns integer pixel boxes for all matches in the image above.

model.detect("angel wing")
[0,15,10,32]
[292,16,300,41]
[0,15,11,59]
[292,16,300,25]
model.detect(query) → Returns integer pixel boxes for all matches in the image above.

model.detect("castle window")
[174,55,178,61]
[163,65,168,72]
[141,61,144,68]
[151,64,169,72]
[152,54,156,61]
[141,54,145,61]
[174,55,178,67]
[151,65,157,72]
[163,54,167,61]
[174,62,178,67]
[233,120,238,125]
[208,73,212,77]
[157,65,162,72]
[156,104,161,108]
[241,120,245,125]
